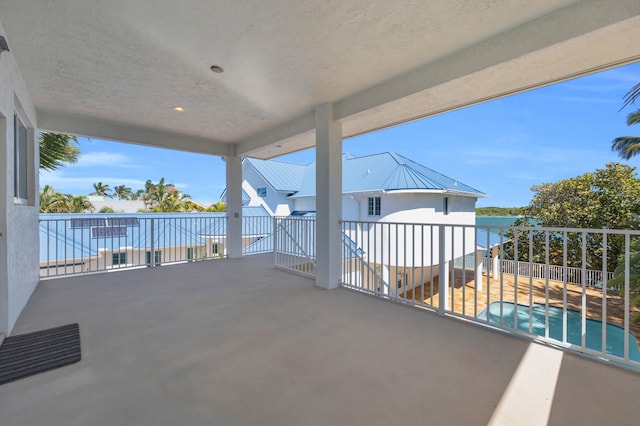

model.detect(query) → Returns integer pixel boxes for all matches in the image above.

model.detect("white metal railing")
[40,214,272,277]
[274,216,316,277]
[339,220,640,369]
[482,258,616,289]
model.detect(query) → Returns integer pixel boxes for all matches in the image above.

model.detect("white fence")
[482,258,615,289]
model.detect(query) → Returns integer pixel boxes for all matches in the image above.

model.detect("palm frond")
[627,109,640,126]
[39,132,78,171]
[612,136,640,160]
[621,82,640,111]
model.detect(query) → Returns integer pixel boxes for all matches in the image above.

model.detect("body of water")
[476,216,521,227]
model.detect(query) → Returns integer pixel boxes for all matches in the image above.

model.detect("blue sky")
[41,61,640,207]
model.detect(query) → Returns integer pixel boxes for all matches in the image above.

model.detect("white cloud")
[74,152,143,168]
[40,170,147,190]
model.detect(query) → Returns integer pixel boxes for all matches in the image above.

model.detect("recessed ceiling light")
[210,65,224,74]
[173,106,185,112]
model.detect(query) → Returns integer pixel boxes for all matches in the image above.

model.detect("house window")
[397,272,408,288]
[368,197,381,216]
[257,187,267,197]
[112,252,127,265]
[146,250,162,266]
[14,114,28,202]
[187,247,195,261]
[443,197,449,215]
[212,243,219,255]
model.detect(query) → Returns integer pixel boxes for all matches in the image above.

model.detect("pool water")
[478,302,640,362]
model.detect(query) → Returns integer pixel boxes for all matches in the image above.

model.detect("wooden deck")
[402,269,640,346]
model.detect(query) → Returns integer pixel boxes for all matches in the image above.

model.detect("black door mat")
[0,323,81,385]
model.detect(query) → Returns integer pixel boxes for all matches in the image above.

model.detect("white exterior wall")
[90,199,146,213]
[0,27,40,335]
[343,193,477,268]
[291,196,315,212]
[242,163,293,216]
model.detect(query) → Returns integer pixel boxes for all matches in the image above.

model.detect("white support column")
[492,246,500,279]
[225,155,243,259]
[475,249,484,292]
[315,104,342,289]
[438,225,448,314]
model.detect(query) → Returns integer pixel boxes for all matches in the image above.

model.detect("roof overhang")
[1,1,639,158]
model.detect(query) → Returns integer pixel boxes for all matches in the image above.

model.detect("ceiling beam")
[235,111,315,157]
[37,110,231,156]
[334,0,640,122]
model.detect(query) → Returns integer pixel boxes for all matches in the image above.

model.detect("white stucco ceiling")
[1,0,639,158]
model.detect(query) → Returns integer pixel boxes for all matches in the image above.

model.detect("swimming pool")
[478,302,640,362]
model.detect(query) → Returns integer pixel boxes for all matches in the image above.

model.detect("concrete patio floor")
[1,254,638,425]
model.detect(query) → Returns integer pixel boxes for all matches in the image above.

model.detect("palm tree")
[132,189,145,200]
[150,190,200,212]
[612,83,640,159]
[69,195,95,213]
[40,185,68,213]
[612,110,640,160]
[90,182,113,198]
[39,185,95,213]
[39,132,80,171]
[206,201,226,212]
[621,82,640,111]
[113,185,133,200]
[139,178,177,210]
[141,180,156,210]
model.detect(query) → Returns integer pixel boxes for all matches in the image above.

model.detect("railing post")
[273,216,278,266]
[150,218,155,267]
[438,224,447,316]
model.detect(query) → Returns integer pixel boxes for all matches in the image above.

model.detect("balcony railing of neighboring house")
[39,214,272,278]
[273,216,316,277]
[336,219,640,370]
[242,215,274,255]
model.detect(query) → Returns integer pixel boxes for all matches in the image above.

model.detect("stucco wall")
[0,24,40,335]
[294,192,476,224]
[342,193,478,267]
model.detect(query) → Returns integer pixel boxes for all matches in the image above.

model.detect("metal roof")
[475,229,506,249]
[292,152,485,197]
[245,158,307,192]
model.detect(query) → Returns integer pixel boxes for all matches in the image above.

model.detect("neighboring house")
[243,152,485,220]
[243,152,489,295]
[241,158,306,216]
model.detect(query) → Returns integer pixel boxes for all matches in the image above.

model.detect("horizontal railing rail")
[339,220,640,369]
[40,214,272,278]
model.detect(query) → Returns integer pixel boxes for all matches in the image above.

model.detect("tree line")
[40,178,226,213]
[476,206,524,216]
